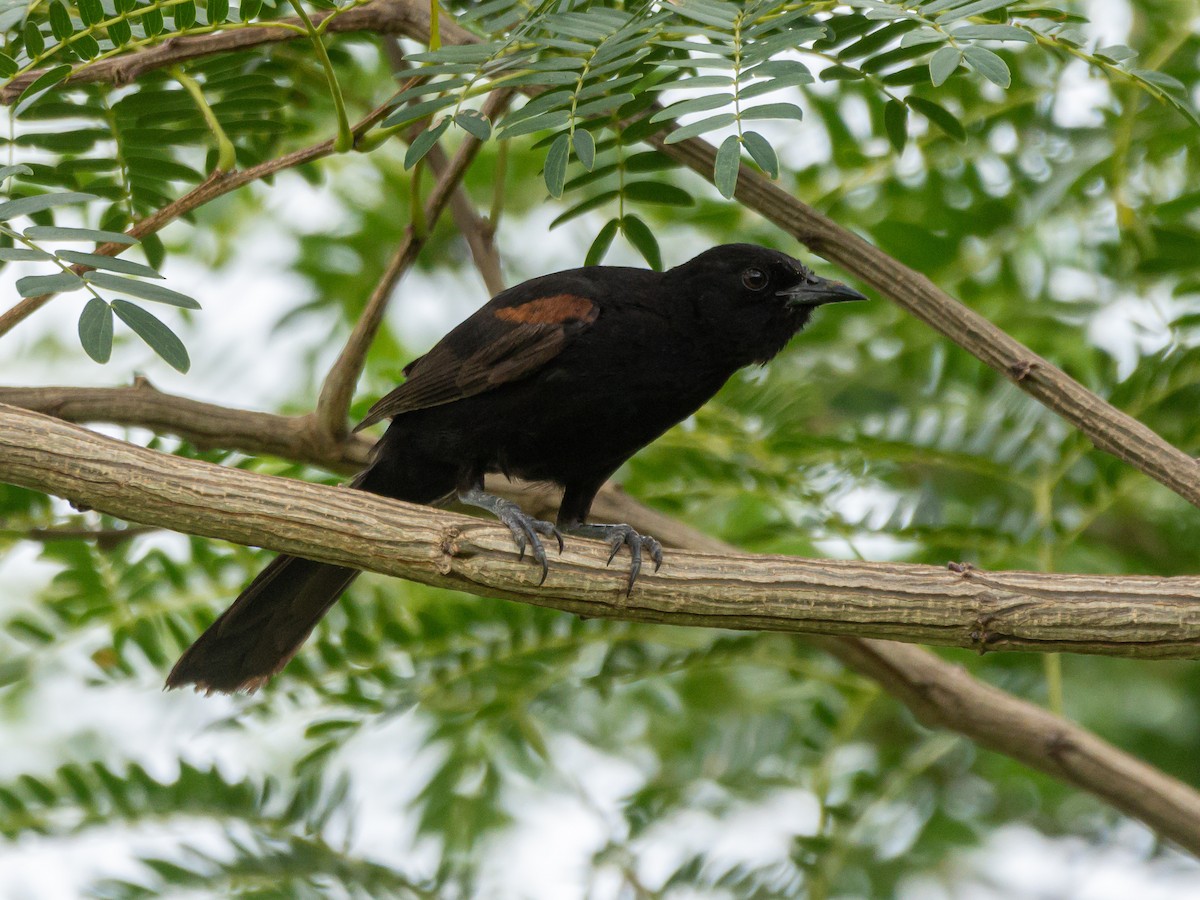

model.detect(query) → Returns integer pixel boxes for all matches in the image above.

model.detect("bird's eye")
[741,267,768,291]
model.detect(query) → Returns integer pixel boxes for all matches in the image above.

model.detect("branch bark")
[3,403,1200,659]
[4,402,1200,855]
[0,0,427,103]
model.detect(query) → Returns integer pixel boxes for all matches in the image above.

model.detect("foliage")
[2,0,1200,896]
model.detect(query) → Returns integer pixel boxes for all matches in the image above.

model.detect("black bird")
[166,243,865,693]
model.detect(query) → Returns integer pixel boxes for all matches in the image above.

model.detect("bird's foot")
[458,487,563,584]
[562,522,662,595]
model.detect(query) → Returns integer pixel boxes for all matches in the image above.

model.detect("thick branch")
[4,403,1200,658]
[0,0,428,103]
[5,403,1200,855]
[314,89,512,437]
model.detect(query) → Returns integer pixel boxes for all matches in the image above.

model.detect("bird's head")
[670,243,866,364]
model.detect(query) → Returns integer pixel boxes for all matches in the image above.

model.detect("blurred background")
[2,0,1200,896]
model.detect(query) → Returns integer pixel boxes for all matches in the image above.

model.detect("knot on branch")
[437,525,463,575]
[1008,360,1039,382]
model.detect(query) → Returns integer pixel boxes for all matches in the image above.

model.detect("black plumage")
[167,243,864,693]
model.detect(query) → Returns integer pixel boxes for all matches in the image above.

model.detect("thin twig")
[313,88,513,438]
[382,36,506,295]
[427,142,506,296]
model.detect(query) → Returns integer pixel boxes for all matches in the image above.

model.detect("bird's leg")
[458,484,563,585]
[556,485,662,595]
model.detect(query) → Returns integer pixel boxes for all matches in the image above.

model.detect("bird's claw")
[568,523,662,595]
[494,505,563,585]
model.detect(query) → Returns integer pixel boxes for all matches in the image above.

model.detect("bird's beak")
[777,276,868,308]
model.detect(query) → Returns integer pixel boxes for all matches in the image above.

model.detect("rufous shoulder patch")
[495,294,596,324]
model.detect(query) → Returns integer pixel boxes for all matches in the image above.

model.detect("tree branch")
[3,403,1200,659]
[0,381,372,472]
[0,0,429,103]
[4,402,1200,855]
[313,89,512,437]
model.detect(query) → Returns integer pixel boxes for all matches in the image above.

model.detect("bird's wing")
[355,292,599,430]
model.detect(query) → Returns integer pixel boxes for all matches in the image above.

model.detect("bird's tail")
[164,553,359,694]
[166,429,456,694]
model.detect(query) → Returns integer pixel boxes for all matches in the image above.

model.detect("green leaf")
[884,98,908,152]
[713,134,740,199]
[23,23,45,57]
[952,25,1035,43]
[622,214,661,270]
[662,113,736,144]
[404,118,450,170]
[173,1,197,28]
[240,0,262,21]
[1095,44,1137,62]
[623,182,694,206]
[0,164,34,182]
[78,297,113,363]
[454,110,492,141]
[741,131,778,178]
[108,18,132,44]
[1132,68,1187,95]
[16,271,84,297]
[207,0,229,24]
[0,248,53,262]
[585,218,620,266]
[24,225,138,244]
[78,0,103,25]
[906,96,966,142]
[142,7,164,35]
[111,300,190,372]
[14,65,73,117]
[0,53,17,79]
[84,272,201,308]
[382,95,458,129]
[0,191,97,221]
[820,66,865,82]
[962,46,1010,88]
[48,1,73,41]
[929,46,961,87]
[543,133,570,198]
[935,0,1011,21]
[740,103,804,121]
[572,129,596,171]
[76,35,103,60]
[649,93,733,123]
[57,251,163,279]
